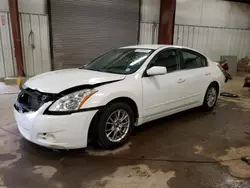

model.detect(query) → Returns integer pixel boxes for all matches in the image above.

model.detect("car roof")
[120,45,207,58]
[120,44,191,50]
[120,45,164,50]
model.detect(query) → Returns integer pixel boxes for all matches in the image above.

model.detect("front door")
[142,49,187,121]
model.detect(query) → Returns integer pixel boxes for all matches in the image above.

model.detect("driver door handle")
[177,78,185,83]
[205,72,211,76]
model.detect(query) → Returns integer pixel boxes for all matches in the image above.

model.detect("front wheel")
[202,84,218,111]
[96,103,134,149]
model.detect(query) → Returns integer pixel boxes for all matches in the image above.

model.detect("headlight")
[48,89,97,111]
[22,83,28,89]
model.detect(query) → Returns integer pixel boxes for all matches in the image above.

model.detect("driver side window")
[150,50,179,73]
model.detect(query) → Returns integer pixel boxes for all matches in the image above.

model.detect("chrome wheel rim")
[207,87,217,107]
[105,109,130,142]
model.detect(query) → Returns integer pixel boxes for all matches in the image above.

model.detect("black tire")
[202,83,218,111]
[96,102,134,149]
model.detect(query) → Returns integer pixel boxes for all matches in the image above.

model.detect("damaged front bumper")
[14,102,98,149]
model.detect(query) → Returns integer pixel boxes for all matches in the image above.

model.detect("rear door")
[178,49,212,105]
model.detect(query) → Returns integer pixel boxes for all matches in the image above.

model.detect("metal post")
[9,0,24,77]
[158,0,176,44]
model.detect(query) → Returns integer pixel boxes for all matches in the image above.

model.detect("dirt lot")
[0,76,250,188]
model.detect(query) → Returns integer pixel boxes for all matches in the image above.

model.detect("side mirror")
[146,66,167,76]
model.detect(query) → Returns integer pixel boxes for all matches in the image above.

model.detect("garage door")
[50,0,140,69]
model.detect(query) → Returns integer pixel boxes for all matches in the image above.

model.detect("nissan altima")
[14,45,225,149]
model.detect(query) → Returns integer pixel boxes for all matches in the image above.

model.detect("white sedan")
[14,45,225,149]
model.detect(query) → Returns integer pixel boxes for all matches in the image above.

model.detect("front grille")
[14,87,57,113]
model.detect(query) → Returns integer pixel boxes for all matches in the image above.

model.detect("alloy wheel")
[207,87,217,107]
[105,109,130,142]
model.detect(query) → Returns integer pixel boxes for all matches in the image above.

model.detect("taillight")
[217,64,225,74]
[216,63,228,82]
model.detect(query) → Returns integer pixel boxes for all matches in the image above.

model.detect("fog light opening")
[39,133,56,142]
[45,133,56,142]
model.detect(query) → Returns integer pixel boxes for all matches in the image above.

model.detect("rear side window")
[180,50,207,70]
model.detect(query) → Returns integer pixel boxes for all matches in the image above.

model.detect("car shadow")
[132,107,211,136]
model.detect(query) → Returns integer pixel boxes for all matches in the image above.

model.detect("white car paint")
[14,45,225,149]
[25,68,125,93]
[14,103,97,149]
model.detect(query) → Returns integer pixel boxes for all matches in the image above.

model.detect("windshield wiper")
[80,67,125,74]
[82,67,107,72]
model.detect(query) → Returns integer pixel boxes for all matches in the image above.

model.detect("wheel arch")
[201,80,220,105]
[105,97,139,120]
[87,96,139,144]
[210,81,220,94]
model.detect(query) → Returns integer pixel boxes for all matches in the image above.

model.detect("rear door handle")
[205,72,211,76]
[177,78,185,83]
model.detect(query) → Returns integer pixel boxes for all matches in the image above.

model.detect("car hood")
[24,68,125,93]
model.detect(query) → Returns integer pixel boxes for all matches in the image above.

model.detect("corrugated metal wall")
[175,0,250,29]
[139,0,160,44]
[50,0,140,69]
[0,0,50,78]
[173,24,250,61]
[175,0,250,61]
[0,12,50,78]
[0,12,15,78]
[20,13,51,76]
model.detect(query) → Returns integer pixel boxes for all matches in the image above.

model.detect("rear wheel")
[96,103,134,149]
[202,84,218,111]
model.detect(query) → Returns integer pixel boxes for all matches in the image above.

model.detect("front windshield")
[81,48,154,74]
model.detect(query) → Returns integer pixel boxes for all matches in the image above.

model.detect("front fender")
[101,91,138,106]
[80,80,143,118]
[83,90,140,109]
